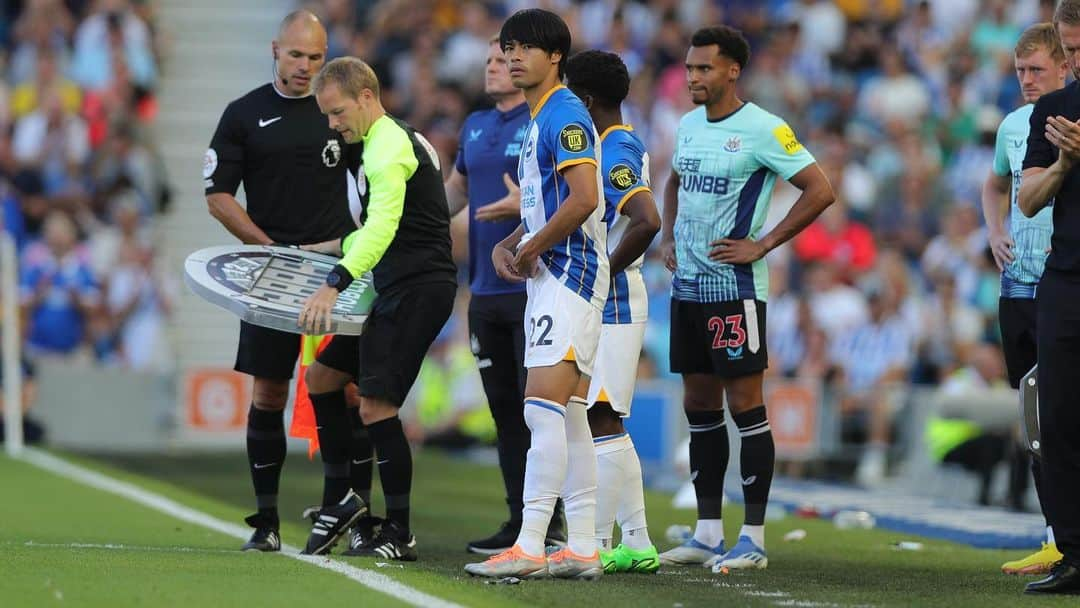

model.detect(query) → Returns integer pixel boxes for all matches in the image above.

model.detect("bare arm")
[512,162,599,275]
[981,170,1014,270]
[444,167,469,217]
[206,193,273,245]
[609,191,661,275]
[660,169,679,272]
[1020,114,1080,217]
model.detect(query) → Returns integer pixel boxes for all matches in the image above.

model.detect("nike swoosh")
[258,116,282,127]
[376,459,389,465]
[352,458,373,465]
[253,462,277,469]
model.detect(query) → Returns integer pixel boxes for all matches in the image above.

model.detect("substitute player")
[564,50,662,574]
[981,22,1066,576]
[657,25,834,571]
[444,35,566,555]
[296,57,457,559]
[465,8,608,580]
[202,10,369,552]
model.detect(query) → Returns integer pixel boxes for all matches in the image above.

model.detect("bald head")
[272,10,327,96]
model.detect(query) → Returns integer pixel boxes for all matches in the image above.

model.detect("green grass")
[3,448,1077,607]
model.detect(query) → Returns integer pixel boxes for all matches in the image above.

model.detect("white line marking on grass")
[20,541,240,555]
[19,449,466,608]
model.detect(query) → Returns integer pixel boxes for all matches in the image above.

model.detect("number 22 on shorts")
[530,314,554,347]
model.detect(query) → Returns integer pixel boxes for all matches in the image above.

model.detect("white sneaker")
[713,535,767,570]
[658,538,726,566]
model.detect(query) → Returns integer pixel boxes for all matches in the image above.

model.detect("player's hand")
[660,239,677,272]
[300,238,344,256]
[987,231,1015,271]
[492,246,525,282]
[298,285,339,334]
[474,174,521,222]
[709,237,767,264]
[511,244,539,279]
[1046,116,1080,167]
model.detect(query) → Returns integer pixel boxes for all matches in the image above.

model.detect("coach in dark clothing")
[203,10,369,552]
[1017,1,1080,595]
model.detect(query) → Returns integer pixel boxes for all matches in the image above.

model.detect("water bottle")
[832,510,876,530]
[665,524,693,544]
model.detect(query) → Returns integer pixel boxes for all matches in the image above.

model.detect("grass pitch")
[2,449,1075,607]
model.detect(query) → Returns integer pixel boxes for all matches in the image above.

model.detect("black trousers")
[1036,269,1080,563]
[468,292,529,520]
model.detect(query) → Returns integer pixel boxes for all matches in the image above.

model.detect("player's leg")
[347,282,456,561]
[661,299,728,565]
[466,293,532,554]
[299,337,370,555]
[234,321,299,551]
[1000,297,1062,574]
[588,322,657,573]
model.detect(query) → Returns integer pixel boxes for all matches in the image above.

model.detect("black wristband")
[326,264,354,292]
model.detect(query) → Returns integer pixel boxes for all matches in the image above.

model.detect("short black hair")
[565,50,630,109]
[690,25,751,69]
[499,8,572,79]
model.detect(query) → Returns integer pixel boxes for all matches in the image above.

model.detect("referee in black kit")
[203,11,369,552]
[1017,0,1080,595]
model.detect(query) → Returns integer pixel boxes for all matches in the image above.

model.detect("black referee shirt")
[1025,80,1080,274]
[204,83,358,245]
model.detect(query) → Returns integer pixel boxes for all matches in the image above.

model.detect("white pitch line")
[18,449,466,608]
[19,541,240,555]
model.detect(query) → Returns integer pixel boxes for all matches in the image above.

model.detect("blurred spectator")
[71,2,157,91]
[926,342,1028,507]
[18,210,98,358]
[919,272,985,382]
[11,88,90,197]
[804,260,868,340]
[793,200,876,281]
[10,46,81,121]
[857,44,932,129]
[830,282,915,486]
[104,233,174,371]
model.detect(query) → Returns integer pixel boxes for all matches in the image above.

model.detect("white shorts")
[523,266,601,376]
[586,322,645,416]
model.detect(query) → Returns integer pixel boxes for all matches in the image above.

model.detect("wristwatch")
[325,264,354,292]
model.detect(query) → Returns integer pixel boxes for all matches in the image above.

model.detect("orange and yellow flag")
[289,334,333,459]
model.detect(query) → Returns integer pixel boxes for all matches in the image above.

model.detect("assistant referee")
[203,10,365,552]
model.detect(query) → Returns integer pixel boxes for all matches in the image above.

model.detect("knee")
[683,391,720,413]
[587,403,624,437]
[305,362,349,395]
[252,378,288,411]
[359,398,398,426]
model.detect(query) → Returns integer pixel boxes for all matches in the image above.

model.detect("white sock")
[517,397,567,556]
[594,431,627,551]
[693,519,724,548]
[739,524,765,550]
[563,397,598,556]
[1047,526,1055,545]
[615,435,653,550]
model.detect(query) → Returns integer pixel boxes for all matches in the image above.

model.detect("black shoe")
[467,521,520,555]
[545,516,567,549]
[344,519,417,561]
[241,513,281,552]
[345,515,384,554]
[1026,560,1080,595]
[301,492,368,555]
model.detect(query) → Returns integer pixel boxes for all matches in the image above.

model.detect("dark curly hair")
[690,25,751,69]
[565,50,630,109]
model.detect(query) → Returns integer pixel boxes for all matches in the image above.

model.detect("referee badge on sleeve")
[203,148,218,178]
[560,124,588,153]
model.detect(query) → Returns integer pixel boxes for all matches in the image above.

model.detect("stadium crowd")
[0,0,173,373]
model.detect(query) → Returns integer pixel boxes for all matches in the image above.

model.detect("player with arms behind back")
[658,26,834,571]
[465,8,609,580]
[564,50,663,574]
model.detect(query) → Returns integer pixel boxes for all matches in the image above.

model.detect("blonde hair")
[1016,22,1065,61]
[313,57,380,100]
